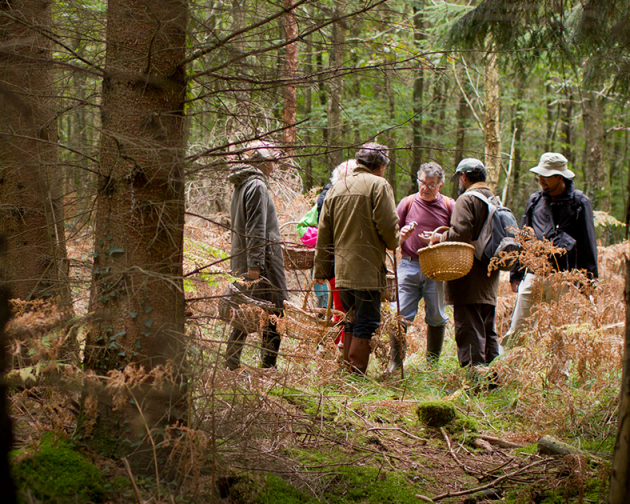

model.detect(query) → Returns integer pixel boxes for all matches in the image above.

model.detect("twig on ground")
[431,459,549,501]
[480,434,524,449]
[366,426,427,443]
[439,427,478,476]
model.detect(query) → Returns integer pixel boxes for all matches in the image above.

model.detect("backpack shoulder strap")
[405,194,416,214]
[466,189,492,207]
[442,195,455,214]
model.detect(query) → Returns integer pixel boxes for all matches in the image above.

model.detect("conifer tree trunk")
[582,84,609,210]
[327,0,346,173]
[282,0,297,158]
[303,23,313,190]
[83,0,188,463]
[411,1,425,194]
[609,255,630,503]
[0,1,71,305]
[483,50,501,191]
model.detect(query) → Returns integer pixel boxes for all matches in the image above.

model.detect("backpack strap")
[466,189,494,208]
[442,195,454,215]
[405,194,416,215]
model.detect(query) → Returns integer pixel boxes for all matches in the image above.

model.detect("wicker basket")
[218,282,276,333]
[280,221,316,271]
[417,226,475,281]
[281,280,345,345]
[281,244,315,271]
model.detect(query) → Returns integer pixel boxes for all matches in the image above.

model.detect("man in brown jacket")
[425,158,500,368]
[314,142,399,374]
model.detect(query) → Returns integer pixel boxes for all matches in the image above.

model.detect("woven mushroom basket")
[281,244,315,271]
[417,242,475,282]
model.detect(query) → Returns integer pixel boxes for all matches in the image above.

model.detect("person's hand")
[247,268,260,280]
[419,231,442,245]
[510,281,520,293]
[314,278,325,285]
[400,224,414,243]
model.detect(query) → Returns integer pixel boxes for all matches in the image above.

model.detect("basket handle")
[431,225,451,235]
[304,279,333,323]
[279,221,302,232]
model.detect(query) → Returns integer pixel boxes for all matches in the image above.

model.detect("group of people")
[224,141,598,378]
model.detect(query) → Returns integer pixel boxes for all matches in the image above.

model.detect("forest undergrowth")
[4,177,627,503]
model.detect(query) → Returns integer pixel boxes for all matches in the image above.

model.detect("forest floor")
[5,191,627,503]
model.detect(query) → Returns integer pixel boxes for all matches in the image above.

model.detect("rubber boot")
[343,331,353,365]
[348,337,371,375]
[261,326,281,368]
[426,325,446,363]
[386,330,406,374]
[225,328,247,370]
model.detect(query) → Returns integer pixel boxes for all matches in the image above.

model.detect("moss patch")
[416,400,456,428]
[12,433,105,503]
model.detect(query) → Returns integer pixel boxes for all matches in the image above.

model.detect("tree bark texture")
[282,0,297,157]
[84,0,188,460]
[384,57,396,194]
[0,1,71,305]
[582,86,609,210]
[411,1,425,194]
[483,51,501,192]
[609,255,630,503]
[327,0,346,173]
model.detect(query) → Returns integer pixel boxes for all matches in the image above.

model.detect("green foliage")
[12,433,105,503]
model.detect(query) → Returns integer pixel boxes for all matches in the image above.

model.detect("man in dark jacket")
[503,153,598,345]
[225,141,288,370]
[425,158,500,368]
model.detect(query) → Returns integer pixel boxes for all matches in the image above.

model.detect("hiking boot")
[348,337,371,375]
[426,325,446,363]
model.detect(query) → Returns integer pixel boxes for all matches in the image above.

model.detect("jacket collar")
[353,163,373,175]
[228,163,267,187]
[465,182,490,192]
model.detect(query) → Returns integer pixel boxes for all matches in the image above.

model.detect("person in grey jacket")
[225,141,288,370]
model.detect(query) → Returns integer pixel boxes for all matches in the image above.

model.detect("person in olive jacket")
[314,142,399,375]
[424,158,500,368]
[225,141,288,370]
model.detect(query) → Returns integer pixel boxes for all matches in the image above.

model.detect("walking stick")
[392,248,404,379]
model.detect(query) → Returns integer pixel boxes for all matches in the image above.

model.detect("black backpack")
[467,191,520,270]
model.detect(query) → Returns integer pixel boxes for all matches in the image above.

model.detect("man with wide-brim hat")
[502,152,598,348]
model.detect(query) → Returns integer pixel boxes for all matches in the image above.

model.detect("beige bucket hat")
[530,152,575,179]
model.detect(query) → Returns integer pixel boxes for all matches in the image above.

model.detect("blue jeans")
[390,257,448,328]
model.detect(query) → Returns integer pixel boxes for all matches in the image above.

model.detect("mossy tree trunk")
[83,0,188,464]
[0,1,71,306]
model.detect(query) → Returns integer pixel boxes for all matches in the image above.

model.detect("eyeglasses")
[418,180,440,191]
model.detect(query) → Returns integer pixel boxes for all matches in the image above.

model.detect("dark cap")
[450,158,485,182]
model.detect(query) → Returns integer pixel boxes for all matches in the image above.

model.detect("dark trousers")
[453,303,499,367]
[225,319,281,370]
[339,289,381,340]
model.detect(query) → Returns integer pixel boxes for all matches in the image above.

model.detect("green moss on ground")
[416,400,456,428]
[12,433,105,503]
